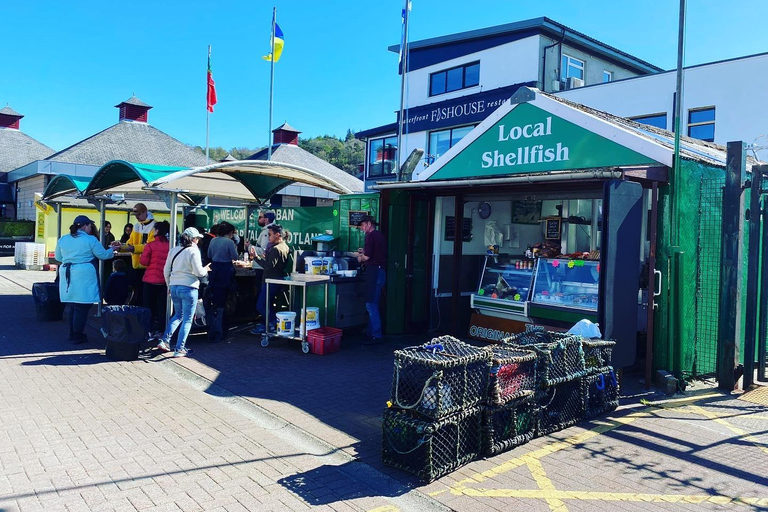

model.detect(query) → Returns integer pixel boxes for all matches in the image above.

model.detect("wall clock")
[478,201,492,219]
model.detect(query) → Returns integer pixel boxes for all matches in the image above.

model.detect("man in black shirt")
[356,215,387,343]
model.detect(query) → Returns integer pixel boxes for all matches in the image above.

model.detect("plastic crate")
[582,339,615,375]
[382,406,482,482]
[536,378,586,436]
[487,345,537,406]
[307,327,342,355]
[391,336,490,421]
[483,395,536,456]
[584,368,619,419]
[504,328,586,387]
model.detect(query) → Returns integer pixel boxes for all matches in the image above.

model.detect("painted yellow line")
[687,404,768,456]
[367,507,399,512]
[524,456,568,511]
[457,487,768,506]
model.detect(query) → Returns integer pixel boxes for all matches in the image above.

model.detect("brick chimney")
[0,106,23,130]
[115,96,152,123]
[272,122,301,145]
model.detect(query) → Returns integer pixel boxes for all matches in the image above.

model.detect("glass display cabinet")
[470,255,535,320]
[530,257,600,323]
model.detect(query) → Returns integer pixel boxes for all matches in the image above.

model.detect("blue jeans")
[256,282,284,327]
[365,268,386,339]
[68,303,92,339]
[162,285,198,353]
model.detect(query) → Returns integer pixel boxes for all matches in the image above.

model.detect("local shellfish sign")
[424,102,659,181]
[483,116,570,168]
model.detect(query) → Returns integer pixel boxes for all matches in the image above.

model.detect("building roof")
[389,16,662,74]
[355,123,398,141]
[272,122,301,133]
[0,106,22,117]
[44,121,209,168]
[0,129,55,174]
[247,143,363,193]
[114,96,153,108]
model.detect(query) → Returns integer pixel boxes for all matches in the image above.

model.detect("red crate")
[307,327,342,355]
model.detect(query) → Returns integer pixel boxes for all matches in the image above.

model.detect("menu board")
[348,210,371,229]
[545,218,561,240]
[444,216,472,241]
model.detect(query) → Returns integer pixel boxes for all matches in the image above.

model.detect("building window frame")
[427,124,476,163]
[629,113,667,130]
[687,106,716,142]
[429,61,480,97]
[602,70,613,83]
[367,135,398,179]
[561,54,585,81]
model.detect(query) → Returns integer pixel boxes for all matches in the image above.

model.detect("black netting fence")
[382,406,482,483]
[487,345,537,406]
[582,339,615,375]
[536,378,586,436]
[390,336,490,420]
[584,368,620,419]
[483,396,536,456]
[503,327,586,387]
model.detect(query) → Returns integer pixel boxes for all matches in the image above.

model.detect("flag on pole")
[207,48,218,113]
[262,24,285,63]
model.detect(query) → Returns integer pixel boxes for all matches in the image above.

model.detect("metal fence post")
[717,142,746,391]
[743,165,765,388]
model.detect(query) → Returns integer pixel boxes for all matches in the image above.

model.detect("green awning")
[85,160,189,196]
[42,174,92,200]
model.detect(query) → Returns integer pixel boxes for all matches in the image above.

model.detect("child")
[104,259,132,305]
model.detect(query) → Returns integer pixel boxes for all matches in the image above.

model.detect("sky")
[3,0,767,153]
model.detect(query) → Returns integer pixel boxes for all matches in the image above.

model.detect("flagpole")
[206,45,211,165]
[396,0,411,181]
[267,8,276,161]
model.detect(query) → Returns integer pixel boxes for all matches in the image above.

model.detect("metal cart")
[263,274,329,353]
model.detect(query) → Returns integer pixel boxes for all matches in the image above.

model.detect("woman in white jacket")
[156,227,210,357]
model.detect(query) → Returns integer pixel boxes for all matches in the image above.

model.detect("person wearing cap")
[250,224,289,335]
[356,215,387,343]
[125,203,156,305]
[55,214,120,344]
[156,227,211,357]
[252,210,276,260]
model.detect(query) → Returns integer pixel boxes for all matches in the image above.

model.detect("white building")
[357,16,768,187]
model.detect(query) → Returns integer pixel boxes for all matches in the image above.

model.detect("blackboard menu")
[348,210,371,228]
[545,218,561,240]
[444,216,472,241]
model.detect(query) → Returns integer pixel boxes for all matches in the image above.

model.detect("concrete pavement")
[1,258,767,511]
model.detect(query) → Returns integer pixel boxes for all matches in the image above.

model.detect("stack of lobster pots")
[381,330,618,482]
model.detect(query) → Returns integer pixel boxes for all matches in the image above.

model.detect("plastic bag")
[101,306,152,343]
[567,319,602,338]
[193,298,207,328]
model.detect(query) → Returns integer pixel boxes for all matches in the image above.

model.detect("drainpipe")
[542,28,566,92]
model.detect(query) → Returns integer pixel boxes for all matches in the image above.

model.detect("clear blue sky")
[3,0,766,153]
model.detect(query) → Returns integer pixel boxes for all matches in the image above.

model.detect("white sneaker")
[156,341,171,352]
[173,349,193,358]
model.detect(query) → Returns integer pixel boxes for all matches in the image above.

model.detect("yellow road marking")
[367,507,399,512]
[524,455,568,511]
[456,488,768,506]
[687,404,768,456]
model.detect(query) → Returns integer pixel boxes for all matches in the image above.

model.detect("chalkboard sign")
[348,210,371,228]
[545,217,561,240]
[444,216,472,241]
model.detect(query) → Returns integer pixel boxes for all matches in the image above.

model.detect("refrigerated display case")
[529,257,600,324]
[470,255,535,320]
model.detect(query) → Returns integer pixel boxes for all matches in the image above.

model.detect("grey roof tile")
[0,106,22,117]
[0,129,55,174]
[114,96,153,108]
[272,122,300,133]
[44,121,209,167]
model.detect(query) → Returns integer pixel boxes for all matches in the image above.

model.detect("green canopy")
[41,174,92,200]
[84,160,189,196]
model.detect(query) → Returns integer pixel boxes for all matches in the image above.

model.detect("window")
[368,136,398,178]
[603,70,613,83]
[429,62,480,96]
[687,107,715,142]
[561,54,585,81]
[428,125,475,162]
[630,113,667,130]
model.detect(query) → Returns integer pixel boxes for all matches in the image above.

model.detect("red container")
[307,327,342,355]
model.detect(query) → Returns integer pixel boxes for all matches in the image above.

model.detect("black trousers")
[143,282,168,332]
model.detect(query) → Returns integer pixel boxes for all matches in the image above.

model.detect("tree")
[298,130,364,177]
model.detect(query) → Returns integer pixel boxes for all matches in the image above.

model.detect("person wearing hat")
[55,214,121,344]
[156,227,211,357]
[250,224,290,335]
[356,215,387,343]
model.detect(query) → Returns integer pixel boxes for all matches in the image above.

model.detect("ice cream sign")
[482,116,570,169]
[424,102,658,181]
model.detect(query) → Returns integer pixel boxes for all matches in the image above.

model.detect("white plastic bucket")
[304,256,324,275]
[304,307,320,331]
[322,257,335,274]
[276,311,296,337]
